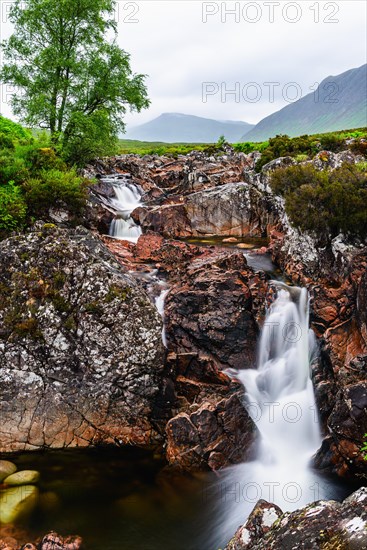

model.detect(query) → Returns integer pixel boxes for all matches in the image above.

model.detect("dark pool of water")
[180,235,287,280]
[181,235,268,250]
[3,447,357,550]
[7,448,216,550]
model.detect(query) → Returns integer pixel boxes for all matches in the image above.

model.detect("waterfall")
[155,286,170,348]
[209,284,341,548]
[238,286,321,476]
[109,181,143,243]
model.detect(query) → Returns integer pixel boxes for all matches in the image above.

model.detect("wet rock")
[38,532,82,550]
[0,486,39,524]
[3,471,40,486]
[0,462,17,483]
[165,253,265,369]
[131,204,192,238]
[0,223,164,452]
[166,392,257,471]
[225,500,283,549]
[226,487,367,549]
[314,382,367,477]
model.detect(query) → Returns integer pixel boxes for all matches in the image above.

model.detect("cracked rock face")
[165,253,265,370]
[225,488,367,550]
[0,223,164,452]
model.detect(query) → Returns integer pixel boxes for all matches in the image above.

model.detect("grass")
[118,127,367,158]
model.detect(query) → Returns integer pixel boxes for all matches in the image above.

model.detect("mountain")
[125,113,254,143]
[243,64,367,142]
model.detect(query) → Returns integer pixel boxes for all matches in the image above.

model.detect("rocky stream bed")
[0,147,366,549]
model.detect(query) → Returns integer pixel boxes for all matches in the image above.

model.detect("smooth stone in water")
[0,485,39,524]
[222,237,238,243]
[237,243,255,249]
[3,470,40,486]
[0,460,17,482]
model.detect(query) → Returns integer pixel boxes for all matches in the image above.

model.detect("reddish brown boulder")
[132,204,192,238]
[166,392,257,471]
[165,253,265,370]
[38,532,82,550]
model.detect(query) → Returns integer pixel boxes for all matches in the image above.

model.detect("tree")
[0,0,149,163]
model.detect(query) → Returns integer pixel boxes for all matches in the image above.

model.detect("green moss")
[84,301,103,315]
[51,292,71,313]
[14,317,42,338]
[105,284,131,303]
[64,315,77,331]
[53,272,66,289]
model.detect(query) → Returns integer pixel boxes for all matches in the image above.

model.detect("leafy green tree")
[0,0,149,163]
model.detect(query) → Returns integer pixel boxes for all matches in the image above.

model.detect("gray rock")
[0,223,164,452]
[225,488,367,549]
[226,500,283,549]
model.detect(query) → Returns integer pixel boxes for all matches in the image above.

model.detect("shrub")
[350,139,367,157]
[255,134,317,171]
[0,115,33,143]
[23,168,89,217]
[0,181,27,234]
[270,163,327,196]
[23,146,67,174]
[318,133,345,152]
[0,153,30,185]
[0,132,15,150]
[271,163,367,240]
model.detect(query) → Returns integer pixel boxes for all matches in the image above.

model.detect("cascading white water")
[109,182,143,243]
[209,284,341,548]
[155,286,170,348]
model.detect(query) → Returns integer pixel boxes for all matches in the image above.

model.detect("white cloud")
[1,0,366,129]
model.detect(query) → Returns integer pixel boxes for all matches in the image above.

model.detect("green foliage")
[217,135,226,148]
[0,152,29,185]
[362,434,367,460]
[233,128,367,172]
[350,139,367,157]
[233,141,268,154]
[271,163,367,240]
[0,181,27,234]
[0,0,149,162]
[61,110,119,166]
[23,168,89,217]
[255,134,317,171]
[118,139,225,157]
[0,114,32,142]
[24,146,67,173]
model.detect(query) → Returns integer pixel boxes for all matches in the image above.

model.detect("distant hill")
[125,113,254,143]
[243,64,367,142]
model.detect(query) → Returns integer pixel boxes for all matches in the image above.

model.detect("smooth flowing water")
[109,181,143,242]
[155,285,170,348]
[4,285,352,550]
[207,285,347,548]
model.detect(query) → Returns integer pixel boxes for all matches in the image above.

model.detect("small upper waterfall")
[209,284,342,548]
[155,286,170,348]
[109,180,143,243]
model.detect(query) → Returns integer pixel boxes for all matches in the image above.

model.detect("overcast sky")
[1,0,366,130]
